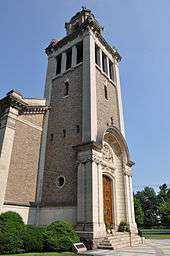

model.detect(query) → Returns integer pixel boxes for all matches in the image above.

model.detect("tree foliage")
[134,184,170,228]
[134,197,144,227]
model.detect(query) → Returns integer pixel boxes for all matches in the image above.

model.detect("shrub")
[0,211,24,254]
[45,220,80,252]
[22,225,45,252]
[0,211,24,228]
[118,221,130,232]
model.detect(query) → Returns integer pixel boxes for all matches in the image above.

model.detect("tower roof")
[65,7,103,36]
[45,8,121,62]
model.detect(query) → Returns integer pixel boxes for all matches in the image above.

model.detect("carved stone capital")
[123,164,132,177]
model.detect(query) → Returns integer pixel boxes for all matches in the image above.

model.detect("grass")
[140,228,170,239]
[0,252,76,256]
[144,234,170,239]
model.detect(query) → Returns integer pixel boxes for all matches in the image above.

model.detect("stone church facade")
[0,8,139,247]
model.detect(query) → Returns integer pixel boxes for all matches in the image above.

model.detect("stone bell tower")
[36,8,138,246]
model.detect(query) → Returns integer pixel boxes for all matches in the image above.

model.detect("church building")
[0,8,141,248]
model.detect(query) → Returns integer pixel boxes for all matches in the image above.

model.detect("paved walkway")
[85,240,170,256]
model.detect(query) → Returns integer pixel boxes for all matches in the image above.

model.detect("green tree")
[159,201,170,226]
[134,197,144,227]
[157,184,170,226]
[135,187,159,227]
[157,184,170,204]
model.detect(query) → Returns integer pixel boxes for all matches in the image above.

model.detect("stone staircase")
[97,231,143,250]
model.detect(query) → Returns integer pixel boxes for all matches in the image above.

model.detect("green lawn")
[144,234,170,239]
[0,252,76,256]
[140,229,170,239]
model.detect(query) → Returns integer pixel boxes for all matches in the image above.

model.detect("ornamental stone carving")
[102,143,114,164]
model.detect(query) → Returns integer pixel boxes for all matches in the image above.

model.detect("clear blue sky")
[0,0,170,191]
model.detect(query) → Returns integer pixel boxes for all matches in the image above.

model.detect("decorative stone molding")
[123,164,132,177]
[102,165,115,177]
[77,148,115,172]
[77,152,101,165]
[102,143,114,164]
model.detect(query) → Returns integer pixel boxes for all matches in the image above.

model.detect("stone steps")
[97,232,143,250]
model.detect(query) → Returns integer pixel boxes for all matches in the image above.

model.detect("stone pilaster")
[0,107,18,211]
[44,55,56,101]
[129,174,138,232]
[82,31,97,142]
[115,61,125,137]
[76,149,106,239]
[123,164,137,233]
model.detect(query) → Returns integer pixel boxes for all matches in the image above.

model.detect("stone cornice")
[73,141,102,152]
[0,93,49,116]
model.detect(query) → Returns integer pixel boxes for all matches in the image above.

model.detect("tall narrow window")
[50,133,54,142]
[95,44,100,66]
[56,54,62,75]
[109,60,114,81]
[76,125,80,133]
[111,117,114,126]
[66,48,72,70]
[76,42,83,64]
[104,85,108,100]
[102,52,108,74]
[64,81,69,96]
[63,129,66,137]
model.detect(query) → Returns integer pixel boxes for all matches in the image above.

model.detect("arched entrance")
[103,175,113,225]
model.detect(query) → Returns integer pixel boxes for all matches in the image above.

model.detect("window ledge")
[62,95,69,99]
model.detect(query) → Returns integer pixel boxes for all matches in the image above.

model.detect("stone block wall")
[41,64,83,206]
[4,113,44,206]
[96,67,120,141]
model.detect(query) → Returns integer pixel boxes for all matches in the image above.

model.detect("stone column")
[71,45,77,67]
[124,168,132,224]
[99,48,103,69]
[129,175,138,231]
[112,175,118,229]
[123,165,137,232]
[61,52,66,73]
[0,107,18,212]
[106,57,110,78]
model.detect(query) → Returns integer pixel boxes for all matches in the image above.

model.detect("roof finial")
[81,6,87,11]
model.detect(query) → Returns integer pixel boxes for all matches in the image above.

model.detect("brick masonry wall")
[5,113,44,205]
[96,67,120,141]
[41,64,82,206]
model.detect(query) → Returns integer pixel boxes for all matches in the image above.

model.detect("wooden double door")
[103,175,113,225]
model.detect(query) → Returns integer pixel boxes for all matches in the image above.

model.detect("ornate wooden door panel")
[103,175,113,225]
